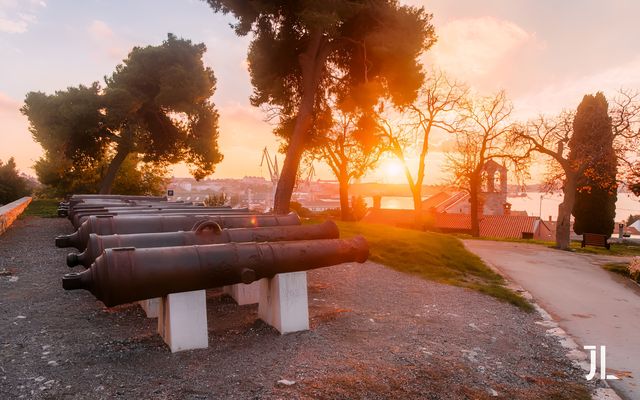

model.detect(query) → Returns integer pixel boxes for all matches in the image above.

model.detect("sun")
[380,159,404,182]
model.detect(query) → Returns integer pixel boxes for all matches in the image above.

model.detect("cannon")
[71,207,249,228]
[55,212,302,251]
[65,195,168,208]
[62,236,369,307]
[67,220,340,268]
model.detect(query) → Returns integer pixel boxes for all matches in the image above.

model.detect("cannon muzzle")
[63,236,369,307]
[55,235,74,248]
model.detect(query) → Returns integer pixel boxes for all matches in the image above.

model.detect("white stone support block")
[157,290,208,352]
[223,281,261,305]
[138,298,160,318]
[258,272,309,334]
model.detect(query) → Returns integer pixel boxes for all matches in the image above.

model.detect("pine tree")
[570,93,617,236]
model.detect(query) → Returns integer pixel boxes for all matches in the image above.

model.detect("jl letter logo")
[584,345,619,381]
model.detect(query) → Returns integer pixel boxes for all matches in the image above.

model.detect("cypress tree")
[569,93,617,236]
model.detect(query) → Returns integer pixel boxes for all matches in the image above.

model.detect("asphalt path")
[464,240,640,400]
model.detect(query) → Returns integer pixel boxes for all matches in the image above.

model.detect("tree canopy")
[0,157,30,205]
[570,93,617,236]
[22,34,223,194]
[205,0,435,213]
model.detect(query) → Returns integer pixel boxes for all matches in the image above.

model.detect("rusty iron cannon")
[62,236,369,307]
[65,195,168,208]
[67,220,340,268]
[71,207,249,228]
[55,212,301,251]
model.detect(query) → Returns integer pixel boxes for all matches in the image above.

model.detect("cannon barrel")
[72,207,249,228]
[55,212,301,251]
[67,195,167,208]
[67,220,340,268]
[62,236,368,307]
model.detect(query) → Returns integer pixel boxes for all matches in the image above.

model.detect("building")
[361,161,546,239]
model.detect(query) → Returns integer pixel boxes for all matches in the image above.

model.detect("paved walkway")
[464,240,640,400]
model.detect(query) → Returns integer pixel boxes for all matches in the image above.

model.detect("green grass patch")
[602,262,631,277]
[569,242,640,256]
[334,221,533,311]
[459,233,640,256]
[22,199,60,218]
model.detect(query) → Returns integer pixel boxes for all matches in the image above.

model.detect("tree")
[446,91,527,237]
[512,90,640,249]
[33,152,168,197]
[314,110,386,220]
[513,112,579,249]
[570,93,617,236]
[205,0,435,214]
[204,192,229,207]
[22,34,223,194]
[0,157,30,204]
[626,214,640,227]
[380,70,466,225]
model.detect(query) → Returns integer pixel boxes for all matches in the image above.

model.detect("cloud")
[0,91,43,175]
[426,16,538,82]
[87,20,127,61]
[0,0,45,33]
[514,55,640,118]
[88,20,114,40]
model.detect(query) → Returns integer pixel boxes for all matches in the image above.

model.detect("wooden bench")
[581,233,610,250]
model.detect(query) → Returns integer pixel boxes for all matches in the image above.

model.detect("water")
[365,192,640,223]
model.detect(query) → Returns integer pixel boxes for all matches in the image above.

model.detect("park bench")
[581,233,610,250]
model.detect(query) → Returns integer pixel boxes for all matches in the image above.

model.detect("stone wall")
[0,197,32,235]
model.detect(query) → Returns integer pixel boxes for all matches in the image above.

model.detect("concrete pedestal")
[258,272,309,334]
[157,290,208,352]
[139,298,160,318]
[223,281,261,305]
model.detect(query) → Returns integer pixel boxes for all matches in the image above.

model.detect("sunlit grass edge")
[456,234,640,257]
[333,220,534,312]
[22,199,59,218]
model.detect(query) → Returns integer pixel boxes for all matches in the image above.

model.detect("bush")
[0,157,30,205]
[629,257,640,283]
[289,201,312,218]
[204,192,229,207]
[351,196,368,221]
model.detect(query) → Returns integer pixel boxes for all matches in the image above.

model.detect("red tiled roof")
[479,215,538,238]
[361,208,424,227]
[434,213,471,230]
[362,209,539,239]
[421,192,453,209]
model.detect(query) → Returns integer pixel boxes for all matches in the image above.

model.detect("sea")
[364,192,640,224]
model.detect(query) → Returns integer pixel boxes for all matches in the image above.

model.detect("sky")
[1,0,639,184]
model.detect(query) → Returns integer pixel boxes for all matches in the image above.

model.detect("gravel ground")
[0,217,596,399]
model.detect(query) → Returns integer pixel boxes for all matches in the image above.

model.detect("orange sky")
[1,0,639,185]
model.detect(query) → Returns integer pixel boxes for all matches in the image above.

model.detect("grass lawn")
[602,262,631,277]
[22,199,60,218]
[602,261,640,284]
[456,234,640,256]
[333,221,533,311]
[569,242,640,256]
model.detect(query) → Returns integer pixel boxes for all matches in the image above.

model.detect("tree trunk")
[273,32,326,215]
[99,147,129,194]
[555,171,577,250]
[469,178,481,237]
[412,188,423,229]
[338,169,351,221]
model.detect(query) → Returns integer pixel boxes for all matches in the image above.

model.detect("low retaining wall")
[0,197,32,236]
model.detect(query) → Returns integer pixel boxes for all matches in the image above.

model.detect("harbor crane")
[260,147,279,210]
